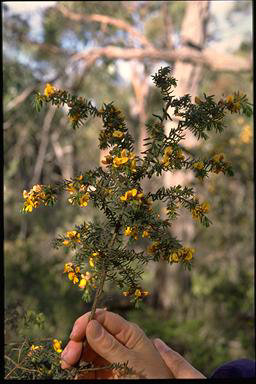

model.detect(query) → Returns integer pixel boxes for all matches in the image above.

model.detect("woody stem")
[78,229,118,365]
[89,229,118,321]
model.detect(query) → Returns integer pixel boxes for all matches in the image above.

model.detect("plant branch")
[71,45,251,73]
[56,3,154,49]
[78,229,119,368]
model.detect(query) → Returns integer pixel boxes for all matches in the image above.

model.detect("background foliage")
[4,1,254,377]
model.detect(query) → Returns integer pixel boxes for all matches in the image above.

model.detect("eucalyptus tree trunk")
[152,1,210,312]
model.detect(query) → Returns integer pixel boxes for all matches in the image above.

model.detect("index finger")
[71,310,145,350]
[69,308,107,342]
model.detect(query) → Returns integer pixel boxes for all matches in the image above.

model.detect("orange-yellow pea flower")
[66,231,78,238]
[89,258,95,268]
[193,162,204,170]
[79,276,87,289]
[52,339,62,353]
[124,227,132,236]
[44,83,55,97]
[63,262,73,273]
[134,289,142,298]
[169,252,180,263]
[212,153,225,163]
[226,95,234,104]
[113,130,124,139]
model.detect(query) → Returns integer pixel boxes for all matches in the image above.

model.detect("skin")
[61,309,205,379]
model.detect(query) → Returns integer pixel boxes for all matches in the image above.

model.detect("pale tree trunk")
[152,1,210,312]
[130,60,149,155]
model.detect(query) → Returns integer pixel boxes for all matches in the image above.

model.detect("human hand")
[153,338,206,379]
[61,309,173,379]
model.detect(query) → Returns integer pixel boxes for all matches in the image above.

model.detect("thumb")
[86,320,129,364]
[153,338,206,379]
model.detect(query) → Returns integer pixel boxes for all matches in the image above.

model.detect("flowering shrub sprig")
[26,66,253,303]
[18,66,252,377]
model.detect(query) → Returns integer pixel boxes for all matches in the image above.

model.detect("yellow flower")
[44,83,55,97]
[31,344,43,351]
[147,242,159,254]
[161,146,173,167]
[121,149,127,157]
[122,291,129,297]
[142,230,150,238]
[63,262,73,273]
[113,149,129,168]
[52,339,62,354]
[38,192,46,199]
[193,162,204,170]
[195,96,202,105]
[63,240,70,246]
[92,251,99,257]
[89,257,95,268]
[212,153,225,163]
[170,247,195,262]
[66,231,78,239]
[79,277,87,289]
[28,344,43,356]
[135,289,142,298]
[112,130,124,139]
[226,95,234,104]
[24,199,35,213]
[68,272,79,284]
[66,183,76,194]
[120,192,128,201]
[124,227,132,236]
[201,202,210,213]
[113,156,129,167]
[130,159,137,173]
[120,189,138,202]
[170,252,180,263]
[183,247,195,261]
[192,202,210,219]
[68,114,80,123]
[161,155,171,167]
[129,152,136,160]
[164,146,173,156]
[79,192,90,207]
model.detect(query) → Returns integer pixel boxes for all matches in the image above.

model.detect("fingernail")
[90,320,103,339]
[154,338,170,353]
[61,359,70,369]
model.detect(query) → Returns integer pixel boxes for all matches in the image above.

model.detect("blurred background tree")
[4,0,253,377]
